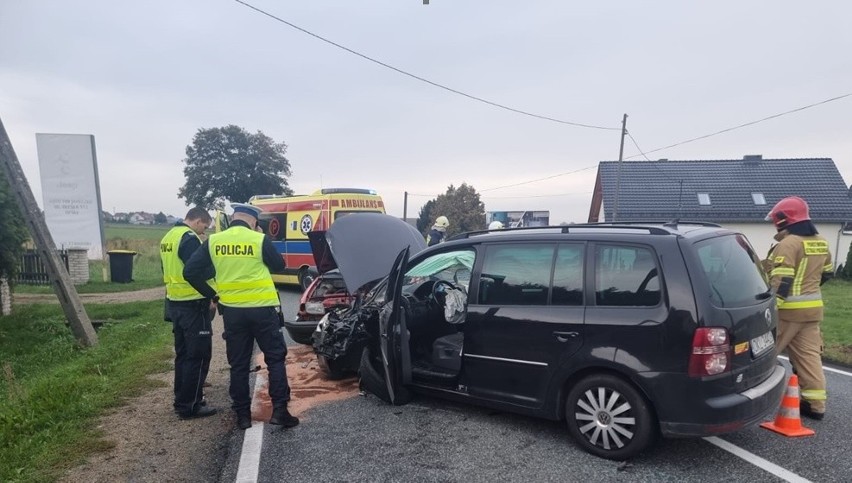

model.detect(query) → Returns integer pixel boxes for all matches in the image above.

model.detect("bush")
[843,240,852,279]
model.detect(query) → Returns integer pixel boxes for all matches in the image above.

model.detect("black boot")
[800,401,825,421]
[269,407,299,428]
[236,412,253,430]
[178,406,217,420]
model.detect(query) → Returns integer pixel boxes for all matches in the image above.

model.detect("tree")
[416,199,435,234]
[154,212,167,224]
[0,169,28,281]
[843,239,852,279]
[178,125,293,209]
[426,183,486,237]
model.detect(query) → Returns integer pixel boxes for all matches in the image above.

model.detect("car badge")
[764,308,772,327]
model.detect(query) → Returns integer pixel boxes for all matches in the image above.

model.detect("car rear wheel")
[565,374,654,461]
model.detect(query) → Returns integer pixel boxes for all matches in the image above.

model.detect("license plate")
[750,331,774,357]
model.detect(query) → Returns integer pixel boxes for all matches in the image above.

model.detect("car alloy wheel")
[565,374,654,460]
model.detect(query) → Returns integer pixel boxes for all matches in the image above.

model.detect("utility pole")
[0,116,98,347]
[403,191,408,221]
[612,113,628,222]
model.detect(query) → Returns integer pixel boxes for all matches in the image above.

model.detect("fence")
[16,249,70,285]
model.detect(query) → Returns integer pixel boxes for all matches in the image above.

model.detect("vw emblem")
[764,308,772,327]
[300,214,313,234]
[597,411,611,426]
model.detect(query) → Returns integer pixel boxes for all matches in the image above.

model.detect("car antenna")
[663,218,680,228]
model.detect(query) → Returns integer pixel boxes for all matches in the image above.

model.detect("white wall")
[723,222,850,270]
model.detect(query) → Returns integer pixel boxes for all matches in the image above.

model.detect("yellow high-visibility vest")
[160,225,211,301]
[208,226,279,307]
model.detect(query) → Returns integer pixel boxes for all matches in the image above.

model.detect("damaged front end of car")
[311,295,382,379]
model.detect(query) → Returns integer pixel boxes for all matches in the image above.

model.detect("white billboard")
[36,134,106,259]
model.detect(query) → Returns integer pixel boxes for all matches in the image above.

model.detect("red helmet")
[766,196,810,230]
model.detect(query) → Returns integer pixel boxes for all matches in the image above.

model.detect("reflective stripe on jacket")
[768,233,833,321]
[161,226,206,301]
[208,226,279,307]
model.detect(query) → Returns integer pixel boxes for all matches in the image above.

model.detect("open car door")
[378,247,412,405]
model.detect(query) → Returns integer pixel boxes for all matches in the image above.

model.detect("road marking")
[236,370,267,483]
[704,437,812,483]
[778,355,852,377]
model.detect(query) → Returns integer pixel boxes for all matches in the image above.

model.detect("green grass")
[820,279,852,366]
[104,223,171,241]
[14,223,168,294]
[0,301,173,482]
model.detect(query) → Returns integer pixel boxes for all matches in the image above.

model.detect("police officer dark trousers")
[183,203,299,430]
[160,207,217,419]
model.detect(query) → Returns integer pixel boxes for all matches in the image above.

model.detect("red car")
[283,270,354,345]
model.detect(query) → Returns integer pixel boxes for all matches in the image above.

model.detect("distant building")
[129,212,155,225]
[487,210,550,228]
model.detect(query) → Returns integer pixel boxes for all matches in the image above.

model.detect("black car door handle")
[554,331,579,342]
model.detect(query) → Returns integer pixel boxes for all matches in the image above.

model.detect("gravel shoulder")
[59,311,234,483]
[50,287,357,482]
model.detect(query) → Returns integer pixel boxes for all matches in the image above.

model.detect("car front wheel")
[317,354,346,380]
[565,374,655,461]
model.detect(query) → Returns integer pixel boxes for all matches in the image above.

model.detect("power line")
[625,92,852,159]
[626,131,651,161]
[482,92,852,193]
[233,0,619,131]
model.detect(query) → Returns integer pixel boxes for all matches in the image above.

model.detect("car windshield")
[694,234,770,307]
[404,249,475,291]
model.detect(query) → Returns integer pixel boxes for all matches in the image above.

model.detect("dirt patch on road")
[250,346,360,422]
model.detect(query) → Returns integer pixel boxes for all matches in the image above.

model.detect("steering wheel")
[431,280,460,307]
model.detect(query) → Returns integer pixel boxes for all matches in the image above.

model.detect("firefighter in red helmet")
[764,196,833,420]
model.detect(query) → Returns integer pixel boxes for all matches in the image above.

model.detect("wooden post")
[0,116,98,347]
[612,113,628,222]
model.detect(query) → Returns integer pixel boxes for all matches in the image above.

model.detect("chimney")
[743,154,763,164]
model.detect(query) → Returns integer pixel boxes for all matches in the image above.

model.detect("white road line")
[704,437,812,483]
[778,355,852,377]
[235,370,267,483]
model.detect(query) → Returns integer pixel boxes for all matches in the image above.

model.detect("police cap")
[230,203,262,219]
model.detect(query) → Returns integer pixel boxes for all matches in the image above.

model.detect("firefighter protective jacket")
[768,232,833,323]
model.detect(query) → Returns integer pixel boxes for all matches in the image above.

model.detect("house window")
[751,193,766,205]
[697,193,711,206]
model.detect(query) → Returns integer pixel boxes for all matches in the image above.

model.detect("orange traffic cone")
[760,374,815,437]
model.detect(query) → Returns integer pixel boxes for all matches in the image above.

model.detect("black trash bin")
[107,250,137,283]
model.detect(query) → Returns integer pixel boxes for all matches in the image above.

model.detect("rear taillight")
[688,327,732,377]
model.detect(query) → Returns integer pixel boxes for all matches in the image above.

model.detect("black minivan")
[312,217,787,460]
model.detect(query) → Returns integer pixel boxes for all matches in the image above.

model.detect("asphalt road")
[218,288,852,482]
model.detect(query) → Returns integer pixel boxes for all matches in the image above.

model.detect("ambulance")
[217,188,385,289]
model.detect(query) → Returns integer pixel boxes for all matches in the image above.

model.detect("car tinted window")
[479,244,554,305]
[695,234,770,307]
[552,244,584,306]
[595,245,660,306]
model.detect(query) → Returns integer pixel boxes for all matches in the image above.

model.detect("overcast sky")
[2,0,850,224]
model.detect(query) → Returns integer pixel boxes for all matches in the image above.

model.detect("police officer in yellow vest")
[160,207,217,420]
[765,196,833,420]
[183,203,298,430]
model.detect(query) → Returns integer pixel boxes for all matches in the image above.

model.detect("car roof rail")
[448,220,726,241]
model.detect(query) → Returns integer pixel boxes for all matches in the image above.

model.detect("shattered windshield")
[404,249,476,291]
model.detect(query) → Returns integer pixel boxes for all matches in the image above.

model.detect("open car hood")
[308,213,427,292]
